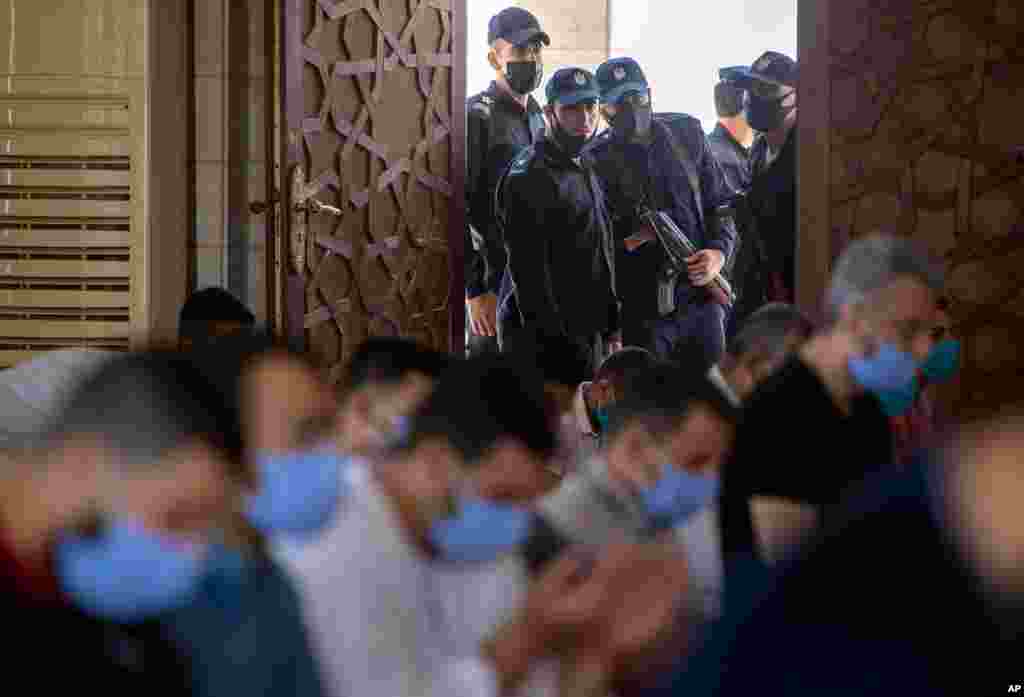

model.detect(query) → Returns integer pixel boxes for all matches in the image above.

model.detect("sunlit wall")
[467,0,797,133]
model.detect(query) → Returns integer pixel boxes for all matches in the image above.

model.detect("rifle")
[638,206,736,309]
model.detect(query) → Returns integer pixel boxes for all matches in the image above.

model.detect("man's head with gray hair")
[826,234,946,366]
[828,235,945,315]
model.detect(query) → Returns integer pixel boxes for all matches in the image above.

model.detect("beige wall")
[524,0,609,82]
[193,0,269,323]
[467,1,609,98]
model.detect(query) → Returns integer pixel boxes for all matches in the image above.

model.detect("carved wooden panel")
[825,0,1024,418]
[292,0,454,381]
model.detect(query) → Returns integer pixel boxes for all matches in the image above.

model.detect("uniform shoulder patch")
[507,148,534,177]
[469,98,492,117]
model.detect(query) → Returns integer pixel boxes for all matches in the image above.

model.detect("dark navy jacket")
[589,114,738,319]
[495,137,618,342]
[707,123,755,194]
[465,82,546,298]
[747,127,797,303]
[708,123,767,324]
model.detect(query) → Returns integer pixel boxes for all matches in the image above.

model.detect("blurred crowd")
[2,231,1021,697]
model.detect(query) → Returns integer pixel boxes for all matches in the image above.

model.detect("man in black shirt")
[465,7,549,356]
[495,67,618,377]
[718,235,945,592]
[708,81,766,335]
[707,81,755,194]
[721,51,798,305]
[648,425,1024,697]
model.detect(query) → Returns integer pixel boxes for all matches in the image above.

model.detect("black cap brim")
[720,65,796,90]
[504,27,550,48]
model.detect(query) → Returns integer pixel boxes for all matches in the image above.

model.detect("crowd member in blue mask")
[166,331,335,697]
[644,411,1024,697]
[719,234,945,599]
[0,352,237,694]
[332,336,450,457]
[535,364,737,622]
[567,347,659,464]
[275,354,561,697]
[886,301,960,464]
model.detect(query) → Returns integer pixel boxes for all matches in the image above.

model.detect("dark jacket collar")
[540,135,595,170]
[712,122,752,155]
[486,81,542,116]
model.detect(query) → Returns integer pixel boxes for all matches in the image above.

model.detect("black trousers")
[621,301,726,367]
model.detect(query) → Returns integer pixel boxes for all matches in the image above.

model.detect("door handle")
[288,165,345,275]
[295,197,343,217]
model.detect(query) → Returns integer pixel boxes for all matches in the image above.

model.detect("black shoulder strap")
[657,121,705,232]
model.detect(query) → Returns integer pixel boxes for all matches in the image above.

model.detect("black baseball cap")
[545,67,600,107]
[595,57,649,105]
[720,51,798,90]
[487,7,550,48]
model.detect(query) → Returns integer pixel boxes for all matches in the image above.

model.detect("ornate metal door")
[280,0,466,381]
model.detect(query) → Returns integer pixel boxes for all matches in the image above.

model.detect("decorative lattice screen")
[293,0,454,383]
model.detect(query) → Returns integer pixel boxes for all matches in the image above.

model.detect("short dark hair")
[343,337,450,392]
[404,354,556,465]
[607,363,739,441]
[728,303,814,365]
[179,287,256,344]
[42,351,240,469]
[715,81,746,118]
[594,347,658,397]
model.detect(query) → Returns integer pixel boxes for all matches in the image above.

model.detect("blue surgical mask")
[56,518,206,622]
[877,375,921,417]
[848,342,919,395]
[922,339,960,384]
[428,495,534,563]
[246,446,348,538]
[640,464,720,530]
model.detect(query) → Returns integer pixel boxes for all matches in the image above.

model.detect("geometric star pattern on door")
[298,0,453,383]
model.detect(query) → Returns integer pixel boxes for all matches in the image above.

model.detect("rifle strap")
[657,121,705,234]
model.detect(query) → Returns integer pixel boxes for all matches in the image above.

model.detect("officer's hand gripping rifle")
[638,206,736,306]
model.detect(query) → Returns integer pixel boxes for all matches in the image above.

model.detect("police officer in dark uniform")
[721,51,799,305]
[495,67,619,376]
[464,7,550,356]
[708,79,766,336]
[590,57,738,365]
[708,81,756,198]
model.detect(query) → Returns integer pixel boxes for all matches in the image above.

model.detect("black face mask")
[551,114,590,156]
[505,60,543,96]
[610,104,653,141]
[747,92,795,132]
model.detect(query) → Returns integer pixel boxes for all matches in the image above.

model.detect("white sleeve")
[433,657,499,697]
[433,657,560,697]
